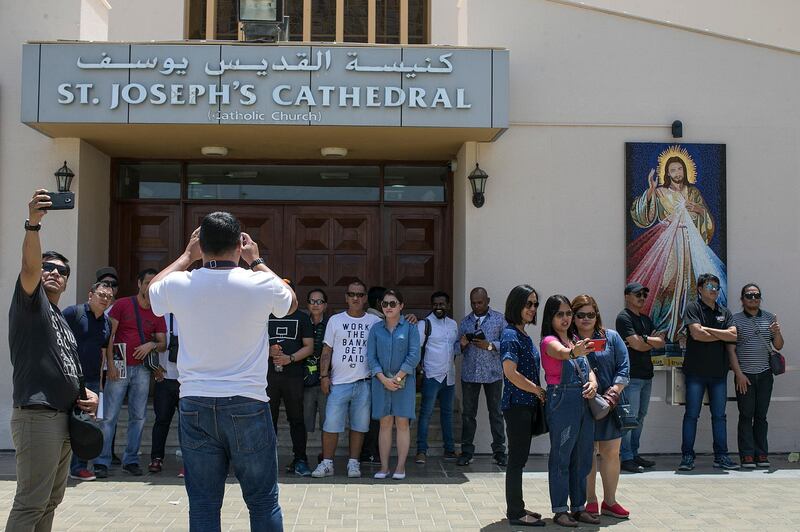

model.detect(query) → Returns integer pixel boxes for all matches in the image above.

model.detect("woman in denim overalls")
[539,295,600,527]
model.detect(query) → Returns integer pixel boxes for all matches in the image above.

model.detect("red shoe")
[585,501,599,516]
[601,501,630,519]
[69,468,96,481]
[178,467,185,478]
[148,458,163,473]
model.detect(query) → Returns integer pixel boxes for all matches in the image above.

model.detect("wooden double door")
[112,203,451,316]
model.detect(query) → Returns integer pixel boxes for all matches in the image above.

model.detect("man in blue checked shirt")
[456,287,507,466]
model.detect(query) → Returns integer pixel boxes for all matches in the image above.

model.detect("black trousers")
[504,406,539,520]
[151,378,180,460]
[461,380,506,457]
[268,374,307,461]
[361,420,380,459]
[735,369,774,458]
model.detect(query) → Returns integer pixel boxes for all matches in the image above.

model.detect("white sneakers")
[347,459,361,478]
[311,460,334,478]
[311,458,362,478]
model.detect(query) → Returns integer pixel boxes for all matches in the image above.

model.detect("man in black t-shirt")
[268,281,314,476]
[679,273,738,472]
[616,282,665,473]
[7,189,98,531]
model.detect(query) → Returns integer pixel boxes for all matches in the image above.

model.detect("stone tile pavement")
[1,453,799,531]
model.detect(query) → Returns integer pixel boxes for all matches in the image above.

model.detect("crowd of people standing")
[7,199,786,531]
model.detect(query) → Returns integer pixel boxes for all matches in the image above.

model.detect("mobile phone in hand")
[42,191,75,210]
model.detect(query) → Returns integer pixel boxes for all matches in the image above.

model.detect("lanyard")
[203,260,238,269]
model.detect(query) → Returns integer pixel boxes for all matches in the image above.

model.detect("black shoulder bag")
[415,318,432,393]
[131,296,162,372]
[69,375,104,460]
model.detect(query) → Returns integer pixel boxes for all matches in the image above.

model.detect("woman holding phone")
[366,289,420,479]
[540,295,599,527]
[501,285,546,527]
[570,294,631,519]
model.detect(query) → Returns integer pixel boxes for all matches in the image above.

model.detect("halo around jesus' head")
[657,145,697,185]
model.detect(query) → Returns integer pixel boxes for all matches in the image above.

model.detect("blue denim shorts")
[322,379,371,433]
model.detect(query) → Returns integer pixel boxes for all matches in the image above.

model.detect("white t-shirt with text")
[323,311,382,385]
[149,267,293,401]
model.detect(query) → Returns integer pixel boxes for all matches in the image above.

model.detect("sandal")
[509,514,545,527]
[553,512,578,528]
[572,510,600,524]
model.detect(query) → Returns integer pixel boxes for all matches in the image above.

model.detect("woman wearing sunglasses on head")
[540,295,599,527]
[570,295,631,519]
[500,285,546,527]
[366,289,421,479]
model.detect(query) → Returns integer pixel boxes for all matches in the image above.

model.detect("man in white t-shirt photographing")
[311,280,381,479]
[148,212,296,532]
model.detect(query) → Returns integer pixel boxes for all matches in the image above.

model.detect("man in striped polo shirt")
[727,283,784,469]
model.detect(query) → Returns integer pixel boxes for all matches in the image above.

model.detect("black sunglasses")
[42,262,69,277]
[743,293,762,300]
[100,279,118,288]
[346,291,366,298]
[525,300,539,309]
[575,311,597,320]
[380,300,400,308]
[308,298,327,305]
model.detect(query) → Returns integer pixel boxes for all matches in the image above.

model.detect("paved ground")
[1,452,799,531]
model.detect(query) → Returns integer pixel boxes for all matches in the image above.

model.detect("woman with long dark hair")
[570,294,630,519]
[366,289,420,479]
[540,295,599,527]
[501,285,546,527]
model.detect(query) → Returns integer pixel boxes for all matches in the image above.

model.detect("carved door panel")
[285,206,380,313]
[184,205,284,273]
[113,203,182,297]
[383,206,451,317]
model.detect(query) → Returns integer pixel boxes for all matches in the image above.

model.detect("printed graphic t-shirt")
[323,311,382,385]
[268,309,313,378]
[9,278,81,411]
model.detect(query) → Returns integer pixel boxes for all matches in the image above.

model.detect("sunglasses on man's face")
[704,283,720,292]
[634,292,648,299]
[42,262,69,277]
[525,300,539,309]
[308,298,327,305]
[743,293,762,300]
[380,300,400,309]
[575,311,597,320]
[346,292,366,298]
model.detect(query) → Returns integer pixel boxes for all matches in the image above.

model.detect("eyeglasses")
[42,262,69,277]
[380,300,399,308]
[100,279,118,288]
[743,293,762,300]
[525,300,539,309]
[346,292,366,298]
[555,310,573,319]
[704,283,720,292]
[575,311,597,320]
[308,298,327,305]
[634,292,648,299]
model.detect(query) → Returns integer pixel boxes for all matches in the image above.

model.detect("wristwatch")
[250,257,265,269]
[24,220,41,232]
[289,354,295,363]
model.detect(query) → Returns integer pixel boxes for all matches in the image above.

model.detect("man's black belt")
[18,404,64,412]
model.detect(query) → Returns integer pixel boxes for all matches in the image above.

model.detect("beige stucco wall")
[454,0,800,454]
[107,0,185,41]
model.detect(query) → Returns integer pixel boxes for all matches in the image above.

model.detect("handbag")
[753,323,786,376]
[69,378,103,460]
[131,296,163,372]
[612,390,639,432]
[573,358,612,420]
[532,397,549,436]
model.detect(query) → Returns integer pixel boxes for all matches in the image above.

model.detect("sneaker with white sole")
[69,468,96,481]
[311,460,334,478]
[347,459,361,478]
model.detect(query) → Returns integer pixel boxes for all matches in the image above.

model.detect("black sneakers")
[94,464,109,479]
[634,455,656,468]
[621,459,644,473]
[122,463,144,476]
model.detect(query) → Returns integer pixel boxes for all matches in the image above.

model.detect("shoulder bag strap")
[420,318,431,359]
[130,296,146,344]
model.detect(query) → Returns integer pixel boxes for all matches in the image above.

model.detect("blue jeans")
[96,365,151,468]
[180,396,282,532]
[681,373,729,458]
[619,378,652,461]
[416,377,455,454]
[70,379,100,475]
[545,383,594,513]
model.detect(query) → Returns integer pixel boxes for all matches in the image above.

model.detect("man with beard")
[7,189,98,531]
[414,292,459,464]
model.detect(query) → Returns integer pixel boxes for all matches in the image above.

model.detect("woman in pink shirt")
[540,294,599,528]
